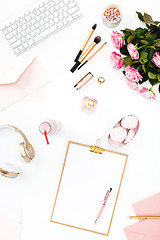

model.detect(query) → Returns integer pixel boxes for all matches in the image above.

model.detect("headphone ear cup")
[20,142,35,162]
[25,143,35,160]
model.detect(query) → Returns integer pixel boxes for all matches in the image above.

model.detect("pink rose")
[127,43,139,60]
[111,31,124,49]
[110,52,123,70]
[124,65,143,82]
[151,52,160,68]
[139,87,156,99]
[126,80,139,91]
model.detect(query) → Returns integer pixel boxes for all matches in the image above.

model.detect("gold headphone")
[0,125,35,178]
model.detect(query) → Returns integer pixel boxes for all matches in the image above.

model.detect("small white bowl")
[107,114,140,148]
[102,4,122,28]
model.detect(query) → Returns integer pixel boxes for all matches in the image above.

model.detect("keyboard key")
[12,40,22,49]
[54,17,59,23]
[8,36,17,44]
[23,42,29,49]
[68,1,76,8]
[59,14,63,20]
[28,39,34,46]
[54,11,58,17]
[54,0,59,4]
[21,37,26,43]
[18,45,24,51]
[6,33,13,40]
[63,19,68,25]
[67,15,73,22]
[14,48,20,54]
[13,30,18,35]
[57,22,63,28]
[34,25,57,41]
[16,34,22,40]
[3,29,8,35]
[55,4,60,10]
[68,6,78,14]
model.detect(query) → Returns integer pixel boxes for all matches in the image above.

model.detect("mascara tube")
[74,72,94,90]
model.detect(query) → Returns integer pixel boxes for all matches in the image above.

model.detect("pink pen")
[94,188,112,224]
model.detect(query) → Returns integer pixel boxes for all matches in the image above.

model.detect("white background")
[0,0,159,240]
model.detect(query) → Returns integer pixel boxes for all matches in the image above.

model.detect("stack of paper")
[124,192,160,240]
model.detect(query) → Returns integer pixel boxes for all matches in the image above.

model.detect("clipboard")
[51,141,128,236]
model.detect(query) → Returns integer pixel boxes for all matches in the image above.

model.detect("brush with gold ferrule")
[74,24,97,62]
[78,42,107,70]
[70,36,101,73]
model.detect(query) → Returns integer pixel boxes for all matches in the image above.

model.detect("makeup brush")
[70,36,101,73]
[78,42,107,70]
[74,24,97,62]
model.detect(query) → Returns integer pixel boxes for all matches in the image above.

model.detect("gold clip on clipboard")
[51,141,128,236]
[90,139,103,154]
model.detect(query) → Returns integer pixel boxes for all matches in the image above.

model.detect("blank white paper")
[51,142,127,235]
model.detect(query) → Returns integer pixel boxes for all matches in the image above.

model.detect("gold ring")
[97,77,105,84]
[88,99,95,107]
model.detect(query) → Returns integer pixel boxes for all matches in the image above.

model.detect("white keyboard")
[1,0,82,55]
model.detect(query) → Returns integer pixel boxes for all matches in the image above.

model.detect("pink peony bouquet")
[110,12,160,99]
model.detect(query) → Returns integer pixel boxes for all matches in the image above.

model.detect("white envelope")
[0,57,50,111]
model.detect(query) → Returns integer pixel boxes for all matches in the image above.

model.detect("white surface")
[0,0,159,240]
[51,142,127,235]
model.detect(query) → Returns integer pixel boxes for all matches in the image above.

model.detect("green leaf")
[157,73,160,82]
[146,33,154,44]
[141,40,148,45]
[143,58,148,63]
[142,64,146,73]
[136,12,144,22]
[154,21,160,25]
[140,51,148,60]
[127,35,135,44]
[148,72,157,79]
[143,13,155,25]
[154,41,160,47]
[136,28,148,37]
[123,56,133,65]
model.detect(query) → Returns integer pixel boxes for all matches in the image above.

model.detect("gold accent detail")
[50,141,128,236]
[88,99,95,107]
[0,168,20,178]
[0,125,35,162]
[98,77,105,84]
[130,216,160,219]
[90,145,103,154]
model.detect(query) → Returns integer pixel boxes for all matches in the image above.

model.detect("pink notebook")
[124,193,160,240]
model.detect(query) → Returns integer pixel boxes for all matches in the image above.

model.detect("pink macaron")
[121,115,138,129]
[109,126,127,143]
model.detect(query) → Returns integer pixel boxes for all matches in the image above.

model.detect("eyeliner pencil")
[78,42,107,70]
[129,216,160,219]
[74,24,97,62]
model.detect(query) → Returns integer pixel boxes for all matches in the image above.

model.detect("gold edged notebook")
[51,141,128,236]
